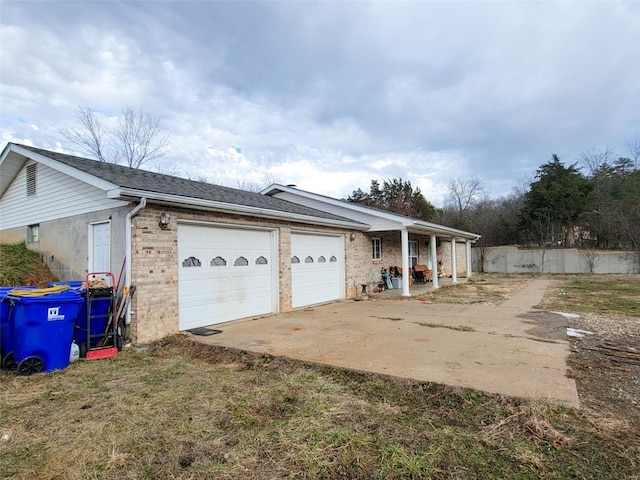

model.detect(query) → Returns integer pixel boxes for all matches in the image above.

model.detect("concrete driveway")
[191,279,580,407]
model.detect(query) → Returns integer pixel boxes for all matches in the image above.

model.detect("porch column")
[466,240,473,278]
[401,229,411,297]
[451,237,458,283]
[430,234,439,289]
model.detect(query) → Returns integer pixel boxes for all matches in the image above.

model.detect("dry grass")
[416,273,529,304]
[0,242,57,287]
[1,334,638,479]
[540,274,640,318]
[2,273,640,479]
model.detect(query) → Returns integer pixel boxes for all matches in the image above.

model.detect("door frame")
[88,220,111,274]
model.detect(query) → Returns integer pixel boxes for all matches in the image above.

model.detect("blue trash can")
[48,281,85,289]
[7,291,84,375]
[1,286,37,368]
[47,282,111,347]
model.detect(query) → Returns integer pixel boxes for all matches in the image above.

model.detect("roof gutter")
[125,197,146,326]
[107,188,368,230]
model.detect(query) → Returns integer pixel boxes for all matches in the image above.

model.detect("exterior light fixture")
[349,233,356,241]
[159,212,171,229]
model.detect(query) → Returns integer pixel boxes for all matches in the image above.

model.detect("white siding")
[0,162,127,230]
[272,191,401,231]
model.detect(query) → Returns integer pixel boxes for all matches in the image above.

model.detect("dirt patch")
[415,274,529,305]
[565,312,640,424]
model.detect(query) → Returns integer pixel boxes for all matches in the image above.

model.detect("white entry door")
[291,233,344,308]
[178,224,276,330]
[89,222,111,273]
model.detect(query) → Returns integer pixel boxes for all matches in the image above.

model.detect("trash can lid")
[5,290,84,303]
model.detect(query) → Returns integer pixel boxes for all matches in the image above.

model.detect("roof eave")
[262,184,425,224]
[263,183,480,239]
[411,220,481,241]
[108,188,369,230]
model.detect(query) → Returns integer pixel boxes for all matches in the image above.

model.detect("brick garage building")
[1,143,479,344]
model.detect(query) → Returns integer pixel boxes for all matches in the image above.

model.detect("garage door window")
[234,256,248,266]
[211,256,227,266]
[183,256,201,267]
[256,256,268,265]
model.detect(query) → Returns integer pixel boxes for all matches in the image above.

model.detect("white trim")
[88,220,111,273]
[8,144,119,191]
[372,237,382,260]
[262,183,481,240]
[263,184,415,226]
[400,229,410,297]
[430,235,439,289]
[178,218,279,232]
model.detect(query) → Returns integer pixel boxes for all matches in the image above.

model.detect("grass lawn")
[1,273,639,479]
[1,336,637,480]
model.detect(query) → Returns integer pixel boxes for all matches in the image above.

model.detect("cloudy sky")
[2,1,639,205]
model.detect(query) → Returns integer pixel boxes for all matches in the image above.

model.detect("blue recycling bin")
[47,281,112,347]
[1,286,37,368]
[7,291,84,375]
[48,281,84,289]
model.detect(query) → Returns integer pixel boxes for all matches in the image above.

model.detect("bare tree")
[59,105,170,168]
[446,176,485,214]
[235,173,283,193]
[580,146,614,176]
[627,136,639,167]
[440,176,486,231]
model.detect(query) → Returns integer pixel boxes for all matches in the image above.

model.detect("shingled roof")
[9,144,365,226]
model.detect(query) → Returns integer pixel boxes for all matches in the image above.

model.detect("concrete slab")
[191,278,580,407]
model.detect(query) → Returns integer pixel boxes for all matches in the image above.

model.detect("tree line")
[347,140,639,252]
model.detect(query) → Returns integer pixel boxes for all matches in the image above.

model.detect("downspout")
[125,197,147,325]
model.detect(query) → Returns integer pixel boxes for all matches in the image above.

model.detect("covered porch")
[368,222,479,298]
[367,275,468,299]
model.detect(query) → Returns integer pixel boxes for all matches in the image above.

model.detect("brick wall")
[130,205,358,343]
[129,204,473,343]
[438,240,469,277]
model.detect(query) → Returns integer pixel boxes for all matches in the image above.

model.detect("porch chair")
[412,264,432,284]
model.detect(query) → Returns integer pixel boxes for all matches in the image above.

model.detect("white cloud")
[1,0,639,205]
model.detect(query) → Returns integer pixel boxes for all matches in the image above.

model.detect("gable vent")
[26,164,37,196]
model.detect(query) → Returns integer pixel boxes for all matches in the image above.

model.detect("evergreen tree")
[347,178,435,221]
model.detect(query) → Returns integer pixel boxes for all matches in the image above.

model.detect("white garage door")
[291,233,344,308]
[178,224,276,330]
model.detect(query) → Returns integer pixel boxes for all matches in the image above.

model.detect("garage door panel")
[178,225,275,330]
[291,233,343,309]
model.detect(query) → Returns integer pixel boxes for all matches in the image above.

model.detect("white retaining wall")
[475,246,639,274]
